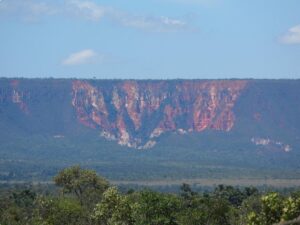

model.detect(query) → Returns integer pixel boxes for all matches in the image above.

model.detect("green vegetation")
[1,78,300,182]
[1,166,300,225]
[1,131,300,183]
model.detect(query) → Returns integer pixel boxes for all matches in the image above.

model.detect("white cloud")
[115,14,187,32]
[62,49,97,66]
[281,25,300,44]
[161,16,185,26]
[162,0,218,5]
[28,2,57,15]
[0,0,58,20]
[67,0,187,32]
[0,0,188,32]
[66,0,107,21]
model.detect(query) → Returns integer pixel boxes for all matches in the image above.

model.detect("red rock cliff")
[72,80,247,148]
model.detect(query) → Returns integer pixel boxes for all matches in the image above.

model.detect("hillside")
[1,78,300,182]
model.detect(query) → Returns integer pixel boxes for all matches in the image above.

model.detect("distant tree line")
[1,165,300,225]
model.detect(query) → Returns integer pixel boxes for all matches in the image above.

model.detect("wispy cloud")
[66,0,106,21]
[280,25,300,45]
[161,0,219,6]
[112,13,187,32]
[0,0,58,21]
[0,0,188,32]
[62,49,97,66]
[67,0,187,32]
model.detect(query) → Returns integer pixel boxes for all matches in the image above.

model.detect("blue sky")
[0,0,300,79]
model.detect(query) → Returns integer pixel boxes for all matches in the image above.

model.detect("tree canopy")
[1,166,300,225]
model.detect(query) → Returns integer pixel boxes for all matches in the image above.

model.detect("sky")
[0,0,300,79]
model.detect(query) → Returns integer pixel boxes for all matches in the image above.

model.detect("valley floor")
[112,178,300,188]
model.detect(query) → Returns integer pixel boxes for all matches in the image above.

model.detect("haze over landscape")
[1,1,300,225]
[0,0,300,185]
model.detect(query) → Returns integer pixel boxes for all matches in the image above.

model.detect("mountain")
[1,78,300,182]
[72,79,247,148]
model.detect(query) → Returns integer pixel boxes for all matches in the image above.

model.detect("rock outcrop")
[72,80,247,148]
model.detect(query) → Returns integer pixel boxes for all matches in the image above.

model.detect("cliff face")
[3,79,300,182]
[2,78,300,151]
[71,80,247,148]
[0,79,30,114]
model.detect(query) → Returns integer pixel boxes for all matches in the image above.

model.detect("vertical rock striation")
[0,79,30,114]
[72,80,247,148]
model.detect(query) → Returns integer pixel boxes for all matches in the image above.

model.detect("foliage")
[34,196,85,225]
[0,189,36,225]
[53,165,109,207]
[281,196,300,221]
[1,166,300,225]
[93,186,134,225]
[246,192,300,225]
[132,190,180,225]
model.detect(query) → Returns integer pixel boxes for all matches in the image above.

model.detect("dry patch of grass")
[111,178,300,187]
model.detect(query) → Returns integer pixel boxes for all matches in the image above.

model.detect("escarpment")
[71,80,247,148]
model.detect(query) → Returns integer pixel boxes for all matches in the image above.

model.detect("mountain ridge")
[1,78,300,181]
[1,78,300,150]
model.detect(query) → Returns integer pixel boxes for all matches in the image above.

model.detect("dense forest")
[1,166,300,225]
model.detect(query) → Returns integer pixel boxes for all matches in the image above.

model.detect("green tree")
[261,192,283,224]
[206,196,232,225]
[180,183,197,208]
[93,186,134,225]
[246,192,284,225]
[235,195,262,225]
[53,165,109,207]
[132,190,180,225]
[33,196,85,225]
[0,189,37,225]
[213,185,246,207]
[281,196,300,221]
[176,195,210,225]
